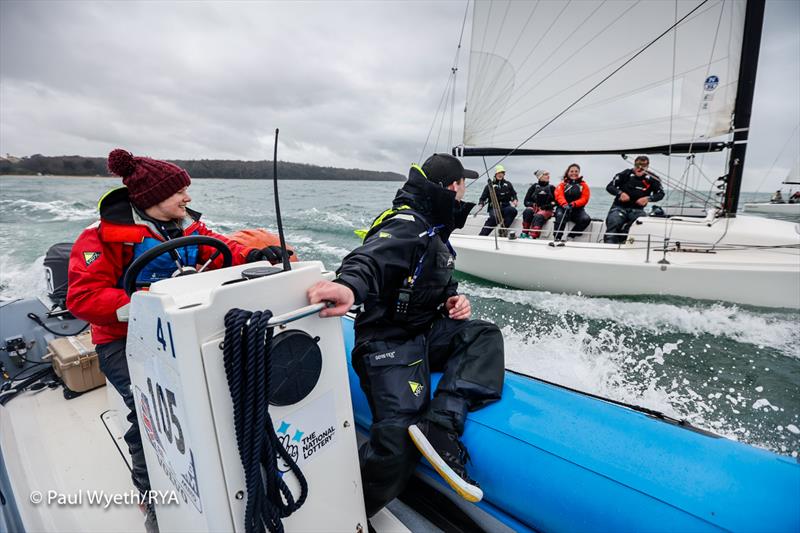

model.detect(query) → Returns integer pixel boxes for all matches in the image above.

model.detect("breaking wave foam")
[288,234,352,259]
[0,255,48,301]
[498,318,798,455]
[1,199,96,222]
[463,283,800,357]
[293,208,364,233]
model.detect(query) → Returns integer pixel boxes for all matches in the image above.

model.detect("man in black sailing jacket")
[308,154,505,516]
[603,156,665,243]
[478,165,519,236]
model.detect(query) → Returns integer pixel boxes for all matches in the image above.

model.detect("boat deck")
[0,381,420,532]
[1,384,145,532]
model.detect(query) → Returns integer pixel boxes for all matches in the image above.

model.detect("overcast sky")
[1,0,797,191]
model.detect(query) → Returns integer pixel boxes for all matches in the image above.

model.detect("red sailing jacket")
[555,178,591,208]
[67,187,255,345]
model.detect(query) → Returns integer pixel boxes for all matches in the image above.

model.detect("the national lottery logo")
[273,392,339,472]
[704,75,719,91]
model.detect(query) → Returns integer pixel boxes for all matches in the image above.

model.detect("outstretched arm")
[312,217,424,315]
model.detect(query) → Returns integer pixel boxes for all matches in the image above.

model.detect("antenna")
[273,128,291,271]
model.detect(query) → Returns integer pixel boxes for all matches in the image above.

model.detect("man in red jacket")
[67,149,283,530]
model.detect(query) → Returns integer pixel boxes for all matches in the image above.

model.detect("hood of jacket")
[392,166,475,238]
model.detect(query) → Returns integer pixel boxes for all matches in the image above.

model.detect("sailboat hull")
[742,202,800,216]
[451,215,800,309]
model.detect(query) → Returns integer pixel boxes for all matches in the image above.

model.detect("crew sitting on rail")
[521,169,556,239]
[478,165,519,236]
[602,156,665,244]
[552,163,591,243]
[66,149,290,533]
[771,190,785,203]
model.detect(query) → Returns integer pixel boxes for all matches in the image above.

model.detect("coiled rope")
[223,308,308,533]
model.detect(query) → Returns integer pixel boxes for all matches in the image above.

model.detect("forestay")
[464,0,746,152]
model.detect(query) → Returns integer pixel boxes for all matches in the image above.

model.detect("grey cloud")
[1,0,797,191]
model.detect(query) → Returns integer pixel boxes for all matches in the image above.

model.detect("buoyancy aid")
[525,182,556,209]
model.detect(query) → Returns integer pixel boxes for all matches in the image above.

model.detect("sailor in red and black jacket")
[66,149,283,512]
[603,155,664,244]
[67,187,257,344]
[521,169,556,238]
[552,163,592,241]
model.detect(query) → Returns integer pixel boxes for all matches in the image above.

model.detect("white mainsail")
[784,159,799,185]
[464,0,746,151]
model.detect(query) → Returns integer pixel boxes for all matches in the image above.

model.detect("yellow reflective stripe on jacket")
[97,186,126,211]
[353,204,412,242]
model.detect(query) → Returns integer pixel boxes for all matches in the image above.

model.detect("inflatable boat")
[0,247,798,532]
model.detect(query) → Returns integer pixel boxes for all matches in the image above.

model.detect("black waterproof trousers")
[96,339,151,497]
[604,206,645,243]
[352,317,504,517]
[479,205,518,236]
[553,206,591,241]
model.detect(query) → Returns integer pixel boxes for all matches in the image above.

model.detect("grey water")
[1,175,798,457]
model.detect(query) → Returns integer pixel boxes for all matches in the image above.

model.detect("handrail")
[267,303,328,327]
[461,224,799,251]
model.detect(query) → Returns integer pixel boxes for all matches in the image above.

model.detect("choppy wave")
[0,255,48,301]
[462,283,800,357]
[499,318,799,457]
[0,199,96,222]
[296,208,360,231]
[202,218,249,233]
[287,234,352,260]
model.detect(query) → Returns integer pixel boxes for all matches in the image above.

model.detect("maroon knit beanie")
[107,148,191,209]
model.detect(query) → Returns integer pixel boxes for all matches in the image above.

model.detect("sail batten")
[464,0,746,152]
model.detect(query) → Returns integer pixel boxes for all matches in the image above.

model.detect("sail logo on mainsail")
[704,75,720,91]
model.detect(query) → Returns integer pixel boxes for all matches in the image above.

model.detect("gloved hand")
[246,246,294,265]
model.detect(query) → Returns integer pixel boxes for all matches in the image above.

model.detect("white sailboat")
[742,163,800,216]
[446,0,800,309]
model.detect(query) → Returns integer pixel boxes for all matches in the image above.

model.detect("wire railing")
[460,223,800,259]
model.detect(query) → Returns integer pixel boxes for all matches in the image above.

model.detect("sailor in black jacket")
[477,165,519,236]
[521,169,556,238]
[308,154,504,515]
[603,156,665,244]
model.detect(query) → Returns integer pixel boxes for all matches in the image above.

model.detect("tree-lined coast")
[0,154,405,181]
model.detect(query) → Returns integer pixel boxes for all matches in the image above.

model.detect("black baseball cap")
[421,153,479,186]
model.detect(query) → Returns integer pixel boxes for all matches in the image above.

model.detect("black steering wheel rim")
[123,235,233,296]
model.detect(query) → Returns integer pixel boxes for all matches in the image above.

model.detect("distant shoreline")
[0,173,406,182]
[0,155,406,181]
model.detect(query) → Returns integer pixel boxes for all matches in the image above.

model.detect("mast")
[722,0,766,216]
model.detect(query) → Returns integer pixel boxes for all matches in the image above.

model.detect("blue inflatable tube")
[342,318,800,532]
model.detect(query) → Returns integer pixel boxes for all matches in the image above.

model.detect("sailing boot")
[408,420,483,502]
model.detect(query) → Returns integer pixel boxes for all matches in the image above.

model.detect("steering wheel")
[123,235,233,296]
